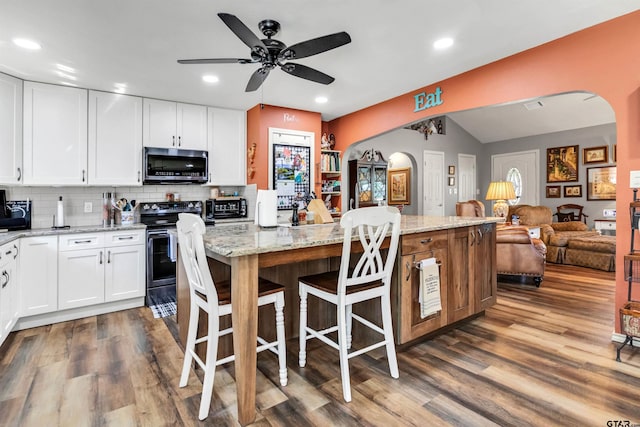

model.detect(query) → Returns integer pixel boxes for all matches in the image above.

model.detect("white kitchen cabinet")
[58,232,105,309]
[58,230,145,309]
[207,107,246,185]
[105,244,145,301]
[0,241,19,346]
[23,82,88,185]
[143,98,207,150]
[0,73,23,185]
[19,236,58,316]
[88,91,143,186]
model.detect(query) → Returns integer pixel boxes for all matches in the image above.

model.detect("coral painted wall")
[327,10,640,334]
[246,104,322,195]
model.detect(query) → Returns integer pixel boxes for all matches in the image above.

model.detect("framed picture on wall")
[388,168,411,205]
[547,145,579,182]
[563,185,582,198]
[546,185,561,198]
[583,146,608,164]
[587,166,616,200]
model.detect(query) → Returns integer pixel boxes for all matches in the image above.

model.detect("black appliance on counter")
[143,147,208,184]
[140,200,203,306]
[0,190,32,231]
[205,197,247,220]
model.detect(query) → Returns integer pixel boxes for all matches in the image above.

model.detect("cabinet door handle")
[82,169,86,182]
[17,167,21,182]
[5,250,12,256]
[107,250,111,264]
[74,239,92,244]
[1,271,9,288]
[420,238,433,244]
[405,261,411,281]
[13,244,18,259]
[469,230,476,246]
[178,136,181,147]
[477,229,483,242]
[117,236,134,240]
[138,171,141,182]
[99,251,103,265]
[172,136,176,146]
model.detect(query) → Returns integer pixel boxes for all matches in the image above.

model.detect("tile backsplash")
[1,184,256,229]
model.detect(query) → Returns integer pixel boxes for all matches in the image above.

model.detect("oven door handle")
[168,232,177,263]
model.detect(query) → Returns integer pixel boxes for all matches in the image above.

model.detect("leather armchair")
[496,226,546,286]
[455,200,486,217]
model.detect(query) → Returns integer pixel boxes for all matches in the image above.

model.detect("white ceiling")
[0,1,637,138]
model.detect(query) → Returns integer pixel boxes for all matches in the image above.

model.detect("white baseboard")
[611,332,639,347]
[14,297,145,330]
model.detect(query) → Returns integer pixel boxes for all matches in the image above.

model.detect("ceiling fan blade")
[246,67,271,92]
[280,32,351,60]
[218,13,268,54]
[177,58,254,64]
[281,63,334,85]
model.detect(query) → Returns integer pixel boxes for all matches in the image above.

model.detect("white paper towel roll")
[255,190,278,227]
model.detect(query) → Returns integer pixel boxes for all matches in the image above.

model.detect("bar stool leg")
[337,302,352,402]
[275,293,288,386]
[299,288,308,367]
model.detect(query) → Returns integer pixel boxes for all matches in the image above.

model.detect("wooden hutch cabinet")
[348,149,387,209]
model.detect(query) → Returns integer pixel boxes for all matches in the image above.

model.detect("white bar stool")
[298,206,401,402]
[176,213,287,420]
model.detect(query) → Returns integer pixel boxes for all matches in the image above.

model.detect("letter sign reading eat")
[413,87,443,112]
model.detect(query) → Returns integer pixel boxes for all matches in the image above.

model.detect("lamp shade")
[485,181,516,201]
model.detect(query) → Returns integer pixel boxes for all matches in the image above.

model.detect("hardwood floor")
[1,264,639,426]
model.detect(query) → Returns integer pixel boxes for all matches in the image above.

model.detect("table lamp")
[485,181,516,217]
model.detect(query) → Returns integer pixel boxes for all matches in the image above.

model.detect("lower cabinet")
[58,230,145,310]
[20,236,59,316]
[394,224,496,344]
[0,242,19,345]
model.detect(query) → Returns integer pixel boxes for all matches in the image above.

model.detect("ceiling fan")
[178,13,352,92]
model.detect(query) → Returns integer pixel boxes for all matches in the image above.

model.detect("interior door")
[491,150,539,206]
[458,154,476,202]
[423,150,445,216]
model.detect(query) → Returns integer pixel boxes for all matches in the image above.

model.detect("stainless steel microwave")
[143,147,208,184]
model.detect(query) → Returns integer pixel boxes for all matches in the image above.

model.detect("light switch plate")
[84,202,92,213]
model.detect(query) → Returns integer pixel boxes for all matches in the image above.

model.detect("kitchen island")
[176,214,502,425]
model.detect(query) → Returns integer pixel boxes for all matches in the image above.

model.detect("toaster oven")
[206,198,247,220]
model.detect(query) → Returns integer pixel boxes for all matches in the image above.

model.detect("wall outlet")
[603,209,616,218]
[84,202,92,213]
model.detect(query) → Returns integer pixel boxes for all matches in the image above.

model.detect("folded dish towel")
[419,257,442,318]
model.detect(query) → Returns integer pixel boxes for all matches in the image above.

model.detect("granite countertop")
[0,223,147,246]
[203,215,503,258]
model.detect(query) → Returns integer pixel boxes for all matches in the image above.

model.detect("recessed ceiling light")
[433,37,454,50]
[56,64,75,73]
[202,75,219,83]
[315,96,328,104]
[56,71,77,81]
[12,38,42,50]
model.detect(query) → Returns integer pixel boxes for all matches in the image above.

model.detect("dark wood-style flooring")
[1,264,639,426]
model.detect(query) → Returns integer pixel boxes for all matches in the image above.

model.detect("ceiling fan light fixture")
[433,37,454,50]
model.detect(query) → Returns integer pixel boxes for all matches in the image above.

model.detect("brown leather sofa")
[509,205,615,271]
[496,225,547,286]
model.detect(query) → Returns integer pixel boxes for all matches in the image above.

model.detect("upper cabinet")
[207,107,246,186]
[0,73,23,185]
[143,98,207,150]
[88,91,143,186]
[23,82,88,186]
